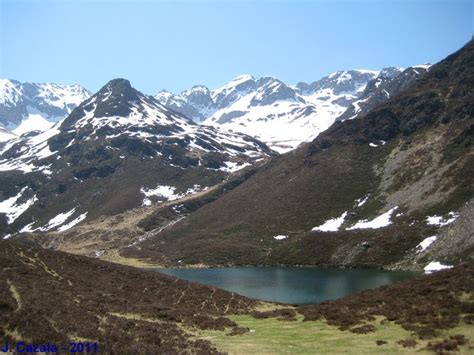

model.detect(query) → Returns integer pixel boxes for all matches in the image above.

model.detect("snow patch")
[355,196,369,207]
[40,208,76,231]
[424,261,452,273]
[19,222,36,233]
[273,235,288,240]
[347,207,398,230]
[412,64,432,70]
[141,184,205,206]
[312,211,347,232]
[426,212,459,227]
[416,236,437,253]
[13,113,54,135]
[369,140,386,147]
[220,161,252,173]
[57,212,88,231]
[0,187,37,224]
[0,121,62,174]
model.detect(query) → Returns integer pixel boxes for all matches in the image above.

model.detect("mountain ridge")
[155,66,434,152]
[0,78,273,237]
[0,79,90,132]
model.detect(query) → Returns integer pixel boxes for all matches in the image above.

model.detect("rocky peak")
[378,67,405,79]
[212,75,257,109]
[294,70,379,96]
[181,86,212,106]
[250,77,301,106]
[61,78,173,130]
[90,78,141,117]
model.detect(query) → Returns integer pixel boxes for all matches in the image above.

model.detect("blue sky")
[1,0,472,94]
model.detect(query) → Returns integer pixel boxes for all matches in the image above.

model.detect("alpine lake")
[155,266,418,305]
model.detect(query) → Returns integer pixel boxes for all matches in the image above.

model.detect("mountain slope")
[0,79,273,237]
[0,79,90,132]
[123,41,473,270]
[0,240,257,353]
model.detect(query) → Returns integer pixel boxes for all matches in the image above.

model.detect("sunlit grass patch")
[196,315,473,354]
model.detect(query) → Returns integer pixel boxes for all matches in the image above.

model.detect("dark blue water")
[155,266,417,305]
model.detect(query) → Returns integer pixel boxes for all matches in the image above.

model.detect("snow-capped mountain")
[156,69,404,152]
[337,64,431,122]
[0,79,90,133]
[0,79,273,236]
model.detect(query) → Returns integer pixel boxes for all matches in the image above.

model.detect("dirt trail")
[7,280,22,312]
[18,250,62,280]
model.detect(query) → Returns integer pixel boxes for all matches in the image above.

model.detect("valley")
[2,42,470,273]
[0,4,472,351]
[0,240,472,353]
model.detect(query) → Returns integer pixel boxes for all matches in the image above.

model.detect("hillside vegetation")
[1,241,472,353]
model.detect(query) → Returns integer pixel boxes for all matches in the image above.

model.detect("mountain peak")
[86,78,143,118]
[98,78,136,97]
[183,85,211,96]
[378,67,405,79]
[229,74,255,83]
[104,78,131,87]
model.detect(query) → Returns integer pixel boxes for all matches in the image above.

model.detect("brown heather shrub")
[227,326,250,336]
[0,241,257,353]
[397,339,418,348]
[426,335,468,353]
[250,308,297,321]
[350,324,376,334]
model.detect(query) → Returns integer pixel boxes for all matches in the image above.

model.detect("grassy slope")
[198,315,473,354]
[204,263,474,353]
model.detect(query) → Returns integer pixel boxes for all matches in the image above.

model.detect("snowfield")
[13,113,54,135]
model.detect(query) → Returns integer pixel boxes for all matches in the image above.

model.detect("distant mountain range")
[156,66,430,152]
[1,65,430,153]
[0,79,90,134]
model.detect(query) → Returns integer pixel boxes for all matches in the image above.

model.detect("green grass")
[195,315,473,354]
